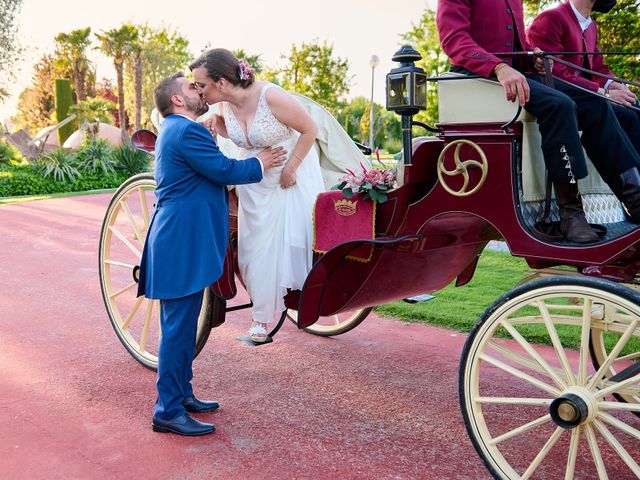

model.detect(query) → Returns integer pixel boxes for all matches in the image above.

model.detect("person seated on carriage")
[436,0,640,244]
[527,0,640,157]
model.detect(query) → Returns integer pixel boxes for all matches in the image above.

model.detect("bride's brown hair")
[189,48,255,88]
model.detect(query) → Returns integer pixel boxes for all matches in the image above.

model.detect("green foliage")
[592,0,640,82]
[55,79,76,144]
[233,49,264,75]
[112,144,151,176]
[54,27,93,101]
[401,6,450,129]
[269,40,351,115]
[0,163,127,197]
[0,0,23,99]
[69,97,117,138]
[12,54,57,134]
[34,149,80,183]
[74,138,115,175]
[0,140,22,164]
[123,25,191,130]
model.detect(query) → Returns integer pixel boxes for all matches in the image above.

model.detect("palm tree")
[232,49,264,75]
[130,33,143,131]
[54,27,92,101]
[69,97,117,138]
[96,24,138,143]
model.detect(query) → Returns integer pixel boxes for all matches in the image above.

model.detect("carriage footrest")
[403,294,436,304]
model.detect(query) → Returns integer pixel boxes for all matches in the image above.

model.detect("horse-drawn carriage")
[99,47,639,479]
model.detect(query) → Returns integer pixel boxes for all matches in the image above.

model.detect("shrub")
[112,144,151,176]
[382,138,403,154]
[0,140,22,165]
[33,149,81,183]
[0,163,129,197]
[75,138,115,176]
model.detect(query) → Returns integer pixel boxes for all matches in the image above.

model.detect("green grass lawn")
[375,249,640,356]
[375,249,529,332]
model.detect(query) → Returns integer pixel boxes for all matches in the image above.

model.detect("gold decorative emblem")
[334,198,357,216]
[436,139,489,197]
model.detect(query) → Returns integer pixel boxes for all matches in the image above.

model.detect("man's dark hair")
[154,72,185,117]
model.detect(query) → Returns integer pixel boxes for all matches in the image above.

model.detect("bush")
[0,140,23,165]
[112,144,151,176]
[34,149,81,183]
[75,138,115,176]
[0,163,129,197]
[382,138,403,154]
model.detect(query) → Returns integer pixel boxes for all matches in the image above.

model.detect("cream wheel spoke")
[598,401,640,412]
[593,419,640,476]
[565,427,580,480]
[521,426,564,480]
[475,397,553,406]
[121,199,145,248]
[109,281,137,299]
[588,318,639,391]
[599,411,640,441]
[488,341,567,382]
[138,187,151,229]
[538,300,576,385]
[122,295,145,331]
[104,259,136,269]
[578,298,593,386]
[489,414,551,445]
[139,299,154,353]
[109,225,142,258]
[500,320,568,389]
[585,424,609,480]
[597,372,640,398]
[479,353,561,396]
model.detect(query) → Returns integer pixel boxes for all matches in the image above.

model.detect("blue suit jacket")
[137,114,262,300]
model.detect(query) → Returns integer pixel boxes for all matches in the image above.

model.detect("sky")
[1,0,436,122]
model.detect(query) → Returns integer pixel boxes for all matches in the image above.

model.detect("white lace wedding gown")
[222,83,325,324]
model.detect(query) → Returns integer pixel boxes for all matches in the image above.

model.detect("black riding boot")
[608,167,640,223]
[553,182,599,243]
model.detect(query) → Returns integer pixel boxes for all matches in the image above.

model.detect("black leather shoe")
[152,413,215,436]
[183,396,220,413]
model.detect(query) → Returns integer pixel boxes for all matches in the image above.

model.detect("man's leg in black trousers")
[613,104,640,157]
[522,75,598,242]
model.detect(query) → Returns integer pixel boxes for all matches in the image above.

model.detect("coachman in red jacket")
[437,0,640,244]
[527,0,640,156]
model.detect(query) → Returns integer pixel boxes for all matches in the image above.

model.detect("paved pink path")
[1,194,637,479]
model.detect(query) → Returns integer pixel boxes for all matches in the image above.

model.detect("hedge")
[0,164,131,197]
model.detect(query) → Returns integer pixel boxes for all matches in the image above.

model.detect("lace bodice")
[222,83,293,152]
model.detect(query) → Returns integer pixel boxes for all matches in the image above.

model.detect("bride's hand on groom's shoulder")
[199,114,226,138]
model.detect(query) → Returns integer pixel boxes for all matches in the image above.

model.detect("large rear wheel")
[460,276,640,479]
[99,173,214,370]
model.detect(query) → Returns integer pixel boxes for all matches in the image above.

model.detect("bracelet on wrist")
[493,63,508,75]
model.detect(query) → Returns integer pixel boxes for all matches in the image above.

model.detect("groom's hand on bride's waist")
[257,146,287,171]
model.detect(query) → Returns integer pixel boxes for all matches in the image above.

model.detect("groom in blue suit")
[138,72,286,436]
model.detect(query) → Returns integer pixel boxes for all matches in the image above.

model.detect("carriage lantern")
[386,45,427,165]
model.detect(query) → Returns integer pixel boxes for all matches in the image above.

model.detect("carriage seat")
[437,73,625,225]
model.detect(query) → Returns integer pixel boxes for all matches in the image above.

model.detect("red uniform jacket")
[437,0,532,78]
[527,1,614,92]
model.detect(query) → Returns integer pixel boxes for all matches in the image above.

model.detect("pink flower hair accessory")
[238,60,254,81]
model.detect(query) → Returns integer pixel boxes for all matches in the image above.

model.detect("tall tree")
[0,0,23,102]
[54,27,93,101]
[592,0,640,81]
[13,54,56,134]
[269,40,351,114]
[124,25,190,130]
[96,23,138,142]
[401,6,450,129]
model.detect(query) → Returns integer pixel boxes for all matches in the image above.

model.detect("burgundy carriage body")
[291,122,640,328]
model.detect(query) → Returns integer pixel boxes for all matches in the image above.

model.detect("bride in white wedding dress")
[190,49,325,342]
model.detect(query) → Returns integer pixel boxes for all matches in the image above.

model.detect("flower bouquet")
[332,162,397,203]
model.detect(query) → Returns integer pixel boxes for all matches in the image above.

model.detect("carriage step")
[403,294,436,304]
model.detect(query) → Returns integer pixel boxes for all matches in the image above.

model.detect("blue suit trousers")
[154,289,204,420]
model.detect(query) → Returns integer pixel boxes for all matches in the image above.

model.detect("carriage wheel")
[99,173,213,370]
[286,307,372,336]
[459,276,640,479]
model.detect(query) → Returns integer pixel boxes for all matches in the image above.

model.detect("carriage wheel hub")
[550,389,596,429]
